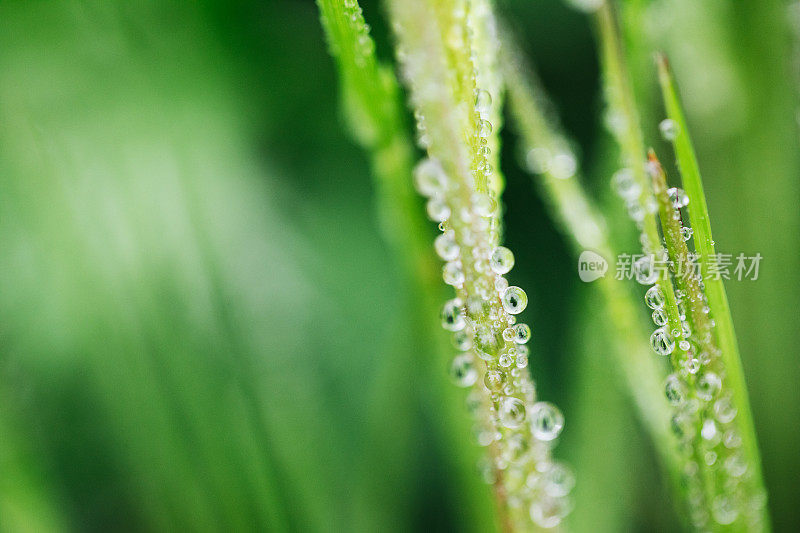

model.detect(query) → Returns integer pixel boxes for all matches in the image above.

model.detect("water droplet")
[473,194,497,217]
[701,419,718,442]
[450,354,477,387]
[679,340,691,351]
[725,454,748,477]
[664,374,686,405]
[634,255,659,285]
[530,402,564,441]
[413,158,446,197]
[550,151,577,180]
[478,119,493,137]
[650,327,675,355]
[652,308,668,326]
[530,496,570,528]
[441,299,466,331]
[452,329,472,351]
[474,326,502,361]
[525,147,551,174]
[498,351,514,368]
[659,118,679,141]
[681,226,693,241]
[502,286,528,315]
[544,463,575,497]
[499,397,527,428]
[512,323,532,344]
[443,261,465,286]
[484,370,507,392]
[612,168,640,200]
[475,89,492,113]
[434,231,459,261]
[713,397,737,424]
[724,430,742,449]
[697,372,721,400]
[668,187,690,208]
[490,246,515,274]
[426,197,450,222]
[712,495,738,525]
[684,358,700,374]
[516,351,529,368]
[645,284,665,309]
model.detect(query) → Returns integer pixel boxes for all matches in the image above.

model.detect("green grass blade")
[656,56,770,530]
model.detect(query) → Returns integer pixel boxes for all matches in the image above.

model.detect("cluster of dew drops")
[609,118,766,530]
[413,86,574,528]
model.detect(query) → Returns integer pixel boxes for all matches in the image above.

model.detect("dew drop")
[473,194,497,217]
[499,397,527,428]
[452,329,472,351]
[725,454,747,478]
[530,496,570,528]
[484,370,507,392]
[697,372,721,400]
[550,151,577,180]
[612,168,640,201]
[478,119,493,137]
[502,286,528,315]
[512,323,532,344]
[544,462,576,497]
[650,327,675,355]
[474,326,502,361]
[475,89,492,113]
[712,496,738,525]
[434,231,459,261]
[645,284,665,309]
[490,246,515,274]
[634,255,659,285]
[681,226,693,241]
[443,261,465,286]
[668,187,690,208]
[530,402,564,441]
[652,308,668,326]
[413,158,446,197]
[441,299,466,331]
[664,374,686,405]
[713,397,738,424]
[426,197,450,222]
[450,354,477,387]
[659,118,679,141]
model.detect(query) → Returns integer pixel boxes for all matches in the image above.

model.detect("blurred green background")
[0,0,797,531]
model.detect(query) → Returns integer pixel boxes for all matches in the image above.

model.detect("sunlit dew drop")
[499,397,527,428]
[659,118,679,141]
[525,147,551,174]
[502,286,528,315]
[443,261,465,286]
[550,151,577,180]
[484,370,507,392]
[513,323,532,344]
[634,255,659,285]
[725,453,748,478]
[441,299,466,331]
[684,358,701,375]
[450,354,478,387]
[681,226,694,242]
[426,197,450,222]
[490,246,515,274]
[679,340,691,352]
[434,231,459,261]
[668,187,690,209]
[413,158,446,197]
[530,496,570,529]
[664,374,687,405]
[701,419,718,442]
[478,119,493,137]
[612,168,640,201]
[697,372,722,400]
[650,327,675,355]
[474,326,501,361]
[530,402,564,441]
[652,308,668,326]
[645,284,665,309]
